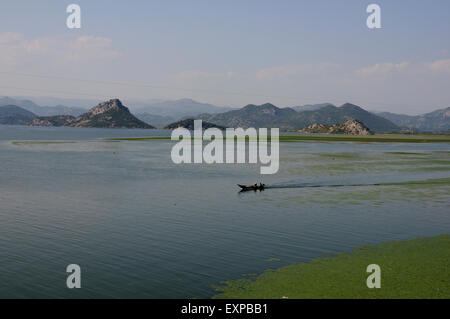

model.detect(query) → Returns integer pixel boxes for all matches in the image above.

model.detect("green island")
[106,134,450,143]
[213,234,450,299]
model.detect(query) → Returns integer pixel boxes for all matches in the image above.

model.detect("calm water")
[0,125,449,298]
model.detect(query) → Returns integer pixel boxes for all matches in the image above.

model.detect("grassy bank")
[213,234,450,299]
[107,134,450,143]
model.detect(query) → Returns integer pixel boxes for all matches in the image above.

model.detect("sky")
[0,0,449,114]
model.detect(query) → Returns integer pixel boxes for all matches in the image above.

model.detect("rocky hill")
[299,119,373,135]
[164,118,225,130]
[28,99,155,129]
[0,105,36,125]
[298,123,329,133]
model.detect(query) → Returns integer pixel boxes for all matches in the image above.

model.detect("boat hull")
[238,184,265,191]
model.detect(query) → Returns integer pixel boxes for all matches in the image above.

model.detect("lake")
[0,125,449,298]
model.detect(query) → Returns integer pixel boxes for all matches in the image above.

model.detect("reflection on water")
[0,125,449,298]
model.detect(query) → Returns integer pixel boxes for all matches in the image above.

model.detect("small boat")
[238,184,265,191]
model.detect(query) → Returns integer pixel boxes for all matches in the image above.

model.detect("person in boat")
[254,182,258,188]
[259,182,264,188]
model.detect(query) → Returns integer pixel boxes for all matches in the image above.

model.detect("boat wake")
[264,182,381,189]
[238,176,448,192]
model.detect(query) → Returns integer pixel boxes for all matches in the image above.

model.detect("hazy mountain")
[27,97,164,110]
[135,113,175,128]
[13,96,101,109]
[164,118,225,130]
[120,98,166,110]
[292,103,335,112]
[377,107,450,132]
[0,105,36,125]
[29,99,154,129]
[199,102,399,132]
[135,98,233,118]
[12,93,449,132]
[0,97,38,109]
[0,96,87,117]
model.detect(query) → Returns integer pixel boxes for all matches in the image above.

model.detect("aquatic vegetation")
[268,258,281,262]
[9,140,122,152]
[12,141,76,145]
[213,234,450,299]
[106,134,450,143]
[106,136,170,141]
[278,135,450,143]
[317,153,358,159]
[385,152,429,156]
[275,178,450,206]
[279,149,450,176]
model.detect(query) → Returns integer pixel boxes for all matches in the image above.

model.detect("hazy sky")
[1,0,449,114]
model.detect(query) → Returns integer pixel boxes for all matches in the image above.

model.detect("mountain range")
[134,98,232,119]
[1,95,449,132]
[0,97,86,117]
[0,96,231,127]
[198,103,399,132]
[377,107,450,132]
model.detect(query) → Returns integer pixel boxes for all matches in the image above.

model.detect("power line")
[0,71,425,109]
[0,85,114,100]
[0,71,304,101]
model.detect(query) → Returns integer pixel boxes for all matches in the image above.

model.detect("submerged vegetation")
[280,149,450,178]
[213,234,450,299]
[278,134,450,143]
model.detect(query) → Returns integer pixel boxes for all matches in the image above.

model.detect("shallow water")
[0,125,449,298]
